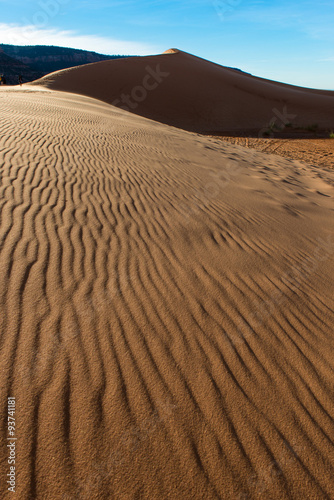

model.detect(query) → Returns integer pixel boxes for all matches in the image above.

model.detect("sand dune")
[0,86,333,499]
[31,49,334,134]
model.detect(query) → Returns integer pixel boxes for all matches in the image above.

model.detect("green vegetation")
[263,121,277,136]
[306,123,318,132]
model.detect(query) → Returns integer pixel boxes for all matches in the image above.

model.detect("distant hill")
[0,48,42,84]
[0,45,131,85]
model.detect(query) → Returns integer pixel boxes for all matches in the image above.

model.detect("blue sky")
[0,0,334,89]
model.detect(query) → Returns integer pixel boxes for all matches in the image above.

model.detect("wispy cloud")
[0,23,156,55]
[319,57,334,62]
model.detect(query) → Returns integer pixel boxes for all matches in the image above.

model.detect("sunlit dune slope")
[0,87,333,498]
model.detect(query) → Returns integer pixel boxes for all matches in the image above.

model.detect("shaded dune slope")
[31,49,334,133]
[0,89,333,498]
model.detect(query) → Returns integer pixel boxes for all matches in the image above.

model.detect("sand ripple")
[0,90,333,499]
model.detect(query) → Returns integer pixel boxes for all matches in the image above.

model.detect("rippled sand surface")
[0,88,333,499]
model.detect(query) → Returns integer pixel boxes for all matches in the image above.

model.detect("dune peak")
[163,48,180,54]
